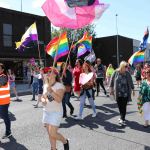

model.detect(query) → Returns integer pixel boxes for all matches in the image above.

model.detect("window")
[3,24,12,47]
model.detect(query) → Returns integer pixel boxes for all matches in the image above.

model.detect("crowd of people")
[0,59,150,150]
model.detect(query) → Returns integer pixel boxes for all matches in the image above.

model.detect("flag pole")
[52,30,63,68]
[61,30,77,78]
[35,22,42,66]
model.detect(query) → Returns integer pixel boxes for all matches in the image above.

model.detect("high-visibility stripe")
[0,97,10,105]
[0,90,10,95]
[0,94,10,98]
[0,81,10,105]
[0,86,10,91]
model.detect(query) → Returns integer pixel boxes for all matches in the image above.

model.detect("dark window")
[3,24,12,47]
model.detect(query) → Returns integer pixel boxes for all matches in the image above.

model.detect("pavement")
[0,84,150,150]
[10,83,32,97]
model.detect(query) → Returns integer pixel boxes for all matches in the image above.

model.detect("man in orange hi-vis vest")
[0,63,11,139]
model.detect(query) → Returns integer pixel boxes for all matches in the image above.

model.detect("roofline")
[96,34,133,40]
[0,7,45,18]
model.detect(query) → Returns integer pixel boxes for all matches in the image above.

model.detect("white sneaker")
[92,113,97,117]
[119,119,123,124]
[75,116,83,120]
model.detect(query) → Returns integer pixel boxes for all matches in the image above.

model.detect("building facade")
[0,7,51,81]
[93,35,133,68]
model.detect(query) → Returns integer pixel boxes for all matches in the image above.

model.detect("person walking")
[60,63,74,118]
[72,59,83,97]
[138,67,150,128]
[41,67,69,150]
[31,67,39,101]
[109,61,135,126]
[95,58,107,96]
[75,62,96,119]
[134,64,142,88]
[0,63,12,138]
[7,69,19,101]
[106,64,115,86]
[34,68,44,108]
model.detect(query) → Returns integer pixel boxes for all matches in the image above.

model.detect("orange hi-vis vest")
[0,77,10,105]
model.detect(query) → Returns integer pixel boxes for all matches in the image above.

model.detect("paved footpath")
[0,86,150,150]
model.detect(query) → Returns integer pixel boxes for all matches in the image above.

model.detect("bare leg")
[35,94,42,107]
[13,87,19,99]
[46,125,57,150]
[48,125,67,144]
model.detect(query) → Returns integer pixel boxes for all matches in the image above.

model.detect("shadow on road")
[144,146,150,150]
[60,108,126,133]
[61,104,144,134]
[0,136,28,150]
[126,120,150,133]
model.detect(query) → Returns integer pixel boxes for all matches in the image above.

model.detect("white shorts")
[42,111,63,127]
[143,102,150,121]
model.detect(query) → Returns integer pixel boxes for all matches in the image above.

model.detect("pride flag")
[57,62,63,70]
[139,28,149,50]
[46,32,69,61]
[15,22,38,51]
[128,50,144,65]
[77,44,88,57]
[76,32,92,52]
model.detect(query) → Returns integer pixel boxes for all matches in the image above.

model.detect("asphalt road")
[0,86,150,150]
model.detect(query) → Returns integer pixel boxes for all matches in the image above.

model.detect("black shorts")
[136,76,141,81]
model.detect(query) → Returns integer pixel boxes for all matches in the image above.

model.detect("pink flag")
[42,0,109,29]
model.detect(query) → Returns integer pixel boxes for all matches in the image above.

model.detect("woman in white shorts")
[41,67,69,150]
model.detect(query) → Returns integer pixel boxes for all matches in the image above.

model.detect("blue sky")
[0,0,149,42]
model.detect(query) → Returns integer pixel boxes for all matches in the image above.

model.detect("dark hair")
[0,63,7,74]
[82,62,92,72]
[76,59,83,66]
[55,74,60,82]
[60,62,66,75]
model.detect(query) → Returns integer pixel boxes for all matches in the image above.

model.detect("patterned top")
[139,80,150,104]
[116,73,128,97]
[95,64,105,78]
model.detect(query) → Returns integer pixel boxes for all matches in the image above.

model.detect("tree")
[51,24,96,43]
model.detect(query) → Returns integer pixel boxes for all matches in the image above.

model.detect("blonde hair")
[116,61,127,72]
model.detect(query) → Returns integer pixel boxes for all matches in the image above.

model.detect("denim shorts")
[10,82,16,88]
[42,111,63,127]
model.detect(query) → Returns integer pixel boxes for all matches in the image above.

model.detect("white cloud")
[0,1,11,8]
[32,0,45,8]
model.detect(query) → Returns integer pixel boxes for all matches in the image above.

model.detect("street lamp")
[116,14,119,67]
[21,0,22,12]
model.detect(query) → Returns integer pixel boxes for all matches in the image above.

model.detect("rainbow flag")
[46,32,69,61]
[15,22,38,51]
[57,62,63,70]
[77,44,87,57]
[76,32,92,52]
[128,50,144,65]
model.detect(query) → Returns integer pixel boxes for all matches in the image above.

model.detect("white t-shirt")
[43,82,65,112]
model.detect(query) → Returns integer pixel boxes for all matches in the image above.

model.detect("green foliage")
[51,24,96,43]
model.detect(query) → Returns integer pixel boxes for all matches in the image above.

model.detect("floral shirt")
[116,73,128,97]
[139,80,150,104]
